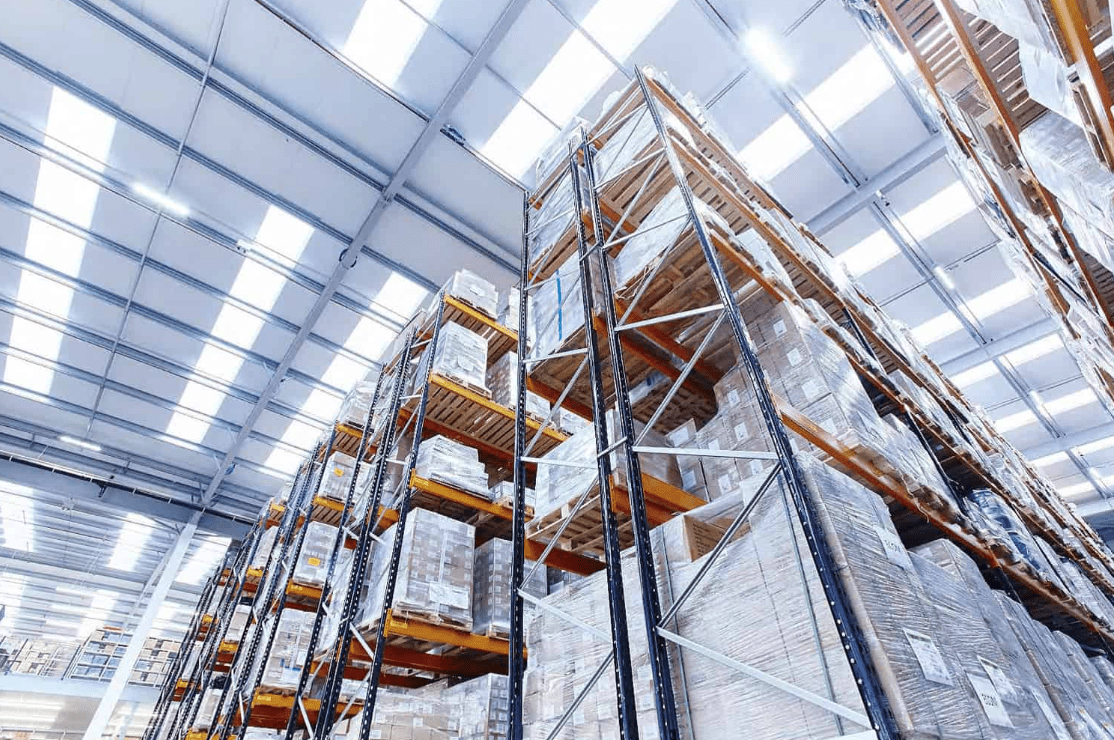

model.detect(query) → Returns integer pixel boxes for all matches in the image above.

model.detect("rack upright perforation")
[511,66,1114,740]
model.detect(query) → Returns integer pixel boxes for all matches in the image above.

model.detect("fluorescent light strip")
[3,88,116,396]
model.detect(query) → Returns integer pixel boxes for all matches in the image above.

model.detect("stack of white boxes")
[448,269,499,318]
[487,351,550,419]
[414,435,491,498]
[430,322,490,395]
[292,521,336,588]
[471,538,547,638]
[255,608,314,692]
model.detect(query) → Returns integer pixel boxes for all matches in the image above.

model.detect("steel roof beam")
[1024,422,1114,460]
[0,556,202,597]
[194,0,531,506]
[939,317,1059,375]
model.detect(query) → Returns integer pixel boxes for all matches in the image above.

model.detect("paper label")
[413,717,423,727]
[903,629,953,685]
[333,466,345,477]
[307,557,322,567]
[1028,695,1067,740]
[773,319,787,337]
[977,657,1018,705]
[727,389,740,405]
[968,673,1013,727]
[667,426,692,445]
[717,473,734,494]
[802,379,822,401]
[749,459,765,476]
[682,469,697,489]
[733,422,748,441]
[370,730,383,739]
[875,526,913,571]
[787,348,804,367]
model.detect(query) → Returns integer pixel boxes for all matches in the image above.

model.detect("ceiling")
[1,0,1113,652]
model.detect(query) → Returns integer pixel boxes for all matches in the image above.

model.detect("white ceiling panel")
[0,385,89,435]
[113,0,226,56]
[836,89,933,179]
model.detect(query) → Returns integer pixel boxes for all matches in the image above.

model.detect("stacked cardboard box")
[414,435,491,498]
[255,608,314,692]
[292,521,336,588]
[338,380,377,429]
[356,508,475,631]
[471,538,547,638]
[318,451,370,503]
[430,321,490,396]
[486,351,550,420]
[249,526,278,571]
[487,481,536,511]
[448,269,498,319]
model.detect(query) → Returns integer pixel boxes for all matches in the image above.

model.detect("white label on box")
[968,673,1013,727]
[977,656,1018,705]
[749,459,764,476]
[369,730,383,739]
[413,717,424,727]
[667,425,692,445]
[787,348,804,366]
[734,422,748,441]
[717,473,735,494]
[802,379,822,401]
[682,468,697,489]
[903,629,953,685]
[1031,691,1070,740]
[773,319,787,337]
[875,526,913,571]
[727,389,740,405]
[708,439,721,451]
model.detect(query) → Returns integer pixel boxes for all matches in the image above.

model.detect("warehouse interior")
[6,0,1114,738]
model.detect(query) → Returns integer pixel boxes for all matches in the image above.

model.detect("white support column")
[82,513,200,740]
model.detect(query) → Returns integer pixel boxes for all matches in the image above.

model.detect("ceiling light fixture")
[745,29,794,84]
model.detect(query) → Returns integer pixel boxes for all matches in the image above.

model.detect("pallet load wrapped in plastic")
[357,508,475,631]
[256,608,314,691]
[953,0,1070,57]
[913,539,1076,740]
[342,685,458,740]
[532,408,682,523]
[1057,557,1114,628]
[1018,42,1082,127]
[292,521,336,588]
[414,434,490,498]
[911,549,1057,737]
[487,351,550,420]
[531,253,587,361]
[191,687,223,730]
[447,268,498,318]
[1090,656,1114,695]
[1021,113,1114,240]
[498,286,531,343]
[488,481,536,511]
[444,673,510,740]
[226,603,253,643]
[593,96,692,187]
[338,380,377,428]
[249,526,278,570]
[431,321,490,396]
[1054,632,1114,717]
[968,488,1064,583]
[995,591,1114,739]
[318,451,370,503]
[472,538,547,638]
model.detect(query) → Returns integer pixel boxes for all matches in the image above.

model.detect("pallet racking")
[146,64,1114,740]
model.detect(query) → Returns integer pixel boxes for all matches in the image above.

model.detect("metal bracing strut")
[633,67,900,739]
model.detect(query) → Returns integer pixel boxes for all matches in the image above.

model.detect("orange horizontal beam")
[410,473,514,520]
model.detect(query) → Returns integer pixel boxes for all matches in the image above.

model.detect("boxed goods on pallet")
[1021,113,1114,240]
[249,523,277,571]
[226,603,253,643]
[414,434,490,498]
[341,684,459,740]
[338,380,377,428]
[357,508,475,631]
[532,408,682,522]
[1055,632,1114,715]
[445,673,510,740]
[431,321,490,396]
[256,608,314,691]
[593,92,692,187]
[293,521,336,588]
[488,481,536,510]
[1018,42,1081,127]
[191,688,223,730]
[531,253,588,360]
[472,538,547,637]
[967,488,1062,578]
[448,269,498,318]
[319,451,371,503]
[498,286,532,343]
[913,539,1077,738]
[487,351,550,419]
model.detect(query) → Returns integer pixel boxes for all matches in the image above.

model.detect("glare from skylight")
[280,419,322,451]
[177,536,231,586]
[1075,435,1114,456]
[911,279,1031,346]
[107,513,154,571]
[263,448,304,478]
[993,408,1036,433]
[79,590,117,636]
[910,312,962,346]
[132,183,190,217]
[231,260,287,311]
[321,354,371,391]
[951,361,998,387]
[745,29,794,84]
[739,45,898,180]
[1031,451,1069,467]
[835,230,900,276]
[1058,480,1094,498]
[1003,333,1062,366]
[249,206,315,262]
[0,486,34,552]
[480,102,559,178]
[303,388,344,421]
[345,0,440,88]
[1044,388,1098,415]
[898,182,977,241]
[527,32,615,125]
[3,87,116,396]
[376,272,429,319]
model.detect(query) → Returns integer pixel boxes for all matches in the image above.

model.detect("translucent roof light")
[993,408,1037,433]
[376,272,429,319]
[0,486,34,552]
[1075,435,1114,456]
[345,0,439,88]
[898,181,976,241]
[836,229,900,276]
[107,513,154,571]
[1031,451,1069,467]
[1058,480,1095,498]
[177,536,231,586]
[1044,388,1098,415]
[745,29,794,84]
[952,361,998,387]
[912,279,1031,346]
[1003,334,1062,366]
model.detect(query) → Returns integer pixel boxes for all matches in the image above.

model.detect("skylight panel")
[1044,388,1098,415]
[376,272,429,318]
[79,590,116,636]
[899,182,977,241]
[526,32,616,125]
[303,388,344,421]
[965,278,1031,322]
[993,408,1037,433]
[16,271,75,318]
[738,115,811,182]
[0,486,34,552]
[952,361,998,387]
[230,260,287,311]
[345,0,436,87]
[165,412,211,445]
[911,311,962,346]
[1003,333,1062,366]
[746,29,794,84]
[177,536,230,586]
[107,513,154,571]
[835,229,901,276]
[44,88,116,168]
[583,0,678,60]
[1058,480,1094,498]
[346,317,394,359]
[321,354,369,391]
[252,206,315,263]
[481,102,559,178]
[193,344,244,383]
[179,382,225,417]
[1031,451,1069,467]
[280,419,322,451]
[264,448,304,477]
[24,213,88,278]
[210,305,265,350]
[806,46,894,130]
[1075,435,1114,456]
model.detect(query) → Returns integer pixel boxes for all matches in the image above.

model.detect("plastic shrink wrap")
[319,452,370,503]
[1020,112,1114,240]
[487,480,536,511]
[292,521,336,588]
[414,434,490,498]
[472,538,546,638]
[533,408,681,521]
[356,508,475,631]
[445,673,511,740]
[497,287,533,349]
[338,380,377,428]
[592,97,692,188]
[447,268,498,318]
[226,603,253,644]
[256,608,314,691]
[1018,42,1082,126]
[952,0,1063,57]
[531,253,588,361]
[968,488,1061,580]
[249,526,278,570]
[431,321,490,395]
[191,688,223,730]
[342,685,459,740]
[487,351,550,419]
